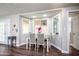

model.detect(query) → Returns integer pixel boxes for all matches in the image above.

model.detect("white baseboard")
[70,44,76,48]
[50,43,62,51]
[70,43,73,46]
[50,43,69,53]
[61,50,69,53]
[16,42,27,47]
[70,44,79,50]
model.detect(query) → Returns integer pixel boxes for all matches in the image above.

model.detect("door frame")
[67,7,79,53]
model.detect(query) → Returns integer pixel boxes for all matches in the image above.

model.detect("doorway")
[69,11,79,52]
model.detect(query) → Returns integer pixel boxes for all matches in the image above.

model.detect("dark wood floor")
[0,44,79,56]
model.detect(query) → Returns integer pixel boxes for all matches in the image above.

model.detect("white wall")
[0,16,11,44]
[0,15,20,46]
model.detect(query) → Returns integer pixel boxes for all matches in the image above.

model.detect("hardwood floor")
[0,44,79,56]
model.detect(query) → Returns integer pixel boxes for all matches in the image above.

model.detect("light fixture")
[43,14,47,17]
[69,17,71,22]
[31,16,36,18]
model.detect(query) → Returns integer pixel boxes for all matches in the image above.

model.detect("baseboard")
[70,44,79,50]
[70,44,76,49]
[61,50,69,53]
[50,43,62,51]
[70,44,75,47]
[70,43,73,46]
[50,43,69,53]
[16,42,27,47]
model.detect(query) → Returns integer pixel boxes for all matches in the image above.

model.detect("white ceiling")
[69,11,79,17]
[0,3,79,17]
[23,9,61,19]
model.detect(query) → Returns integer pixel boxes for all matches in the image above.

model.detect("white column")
[29,19,35,33]
[61,8,69,53]
[47,17,52,52]
[47,18,52,35]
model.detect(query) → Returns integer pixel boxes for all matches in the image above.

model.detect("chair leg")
[29,44,31,51]
[36,38,37,52]
[37,45,39,52]
[28,39,30,50]
[35,44,37,51]
[43,45,45,54]
[28,43,31,51]
[28,42,29,50]
[8,40,9,48]
[35,44,37,55]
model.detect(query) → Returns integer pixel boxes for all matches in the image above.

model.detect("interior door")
[72,15,79,50]
[0,22,5,44]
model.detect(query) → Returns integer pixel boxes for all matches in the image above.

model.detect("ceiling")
[23,9,61,19]
[69,11,79,17]
[0,3,79,17]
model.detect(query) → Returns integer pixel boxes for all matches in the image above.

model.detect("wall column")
[61,8,69,53]
[29,19,35,33]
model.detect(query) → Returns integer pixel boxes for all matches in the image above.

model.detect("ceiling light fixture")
[43,14,47,17]
[69,17,71,22]
[31,16,36,18]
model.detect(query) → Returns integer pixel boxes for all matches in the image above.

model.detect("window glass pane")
[53,16,58,34]
[41,20,47,26]
[22,18,29,34]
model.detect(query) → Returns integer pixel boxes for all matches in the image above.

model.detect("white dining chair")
[37,33,46,53]
[28,33,36,51]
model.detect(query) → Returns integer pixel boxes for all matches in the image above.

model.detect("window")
[22,18,29,34]
[41,20,47,26]
[53,16,58,34]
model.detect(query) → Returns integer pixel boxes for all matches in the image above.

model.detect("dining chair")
[28,33,36,51]
[37,33,46,53]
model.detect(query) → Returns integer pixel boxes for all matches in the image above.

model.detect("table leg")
[47,39,49,52]
[15,39,16,47]
[8,39,9,47]
[11,39,13,47]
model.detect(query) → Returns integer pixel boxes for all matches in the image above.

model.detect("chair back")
[29,33,36,44]
[37,33,44,45]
